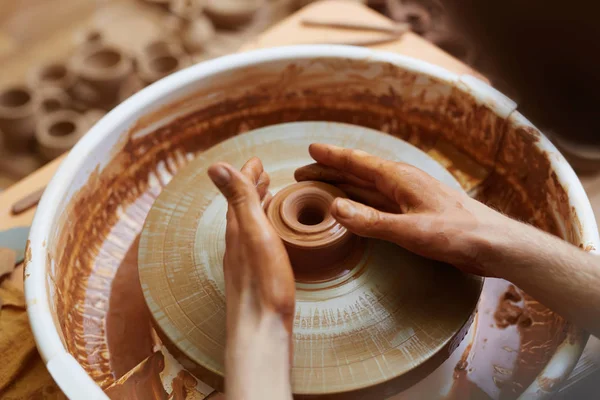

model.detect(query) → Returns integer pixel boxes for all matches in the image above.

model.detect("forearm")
[482,218,600,337]
[225,310,293,400]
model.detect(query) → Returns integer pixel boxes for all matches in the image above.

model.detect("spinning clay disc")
[138,122,484,397]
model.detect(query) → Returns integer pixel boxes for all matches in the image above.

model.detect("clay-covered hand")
[295,144,518,276]
[208,158,295,400]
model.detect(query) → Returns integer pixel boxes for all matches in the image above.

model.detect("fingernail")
[209,165,231,187]
[335,199,356,219]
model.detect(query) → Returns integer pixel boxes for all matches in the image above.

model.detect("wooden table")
[0,0,598,397]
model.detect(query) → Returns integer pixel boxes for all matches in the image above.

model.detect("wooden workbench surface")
[0,0,598,397]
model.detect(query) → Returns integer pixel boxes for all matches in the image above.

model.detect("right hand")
[295,144,519,276]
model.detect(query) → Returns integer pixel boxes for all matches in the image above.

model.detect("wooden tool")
[301,18,410,34]
[11,187,45,215]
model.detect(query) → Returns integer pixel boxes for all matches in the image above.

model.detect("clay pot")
[386,0,432,35]
[169,0,204,19]
[35,110,85,161]
[28,62,75,93]
[266,181,360,282]
[181,15,216,53]
[34,87,71,115]
[141,39,185,60]
[138,52,191,85]
[70,44,134,110]
[0,85,38,152]
[204,0,265,29]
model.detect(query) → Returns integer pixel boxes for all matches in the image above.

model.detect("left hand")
[208,158,295,400]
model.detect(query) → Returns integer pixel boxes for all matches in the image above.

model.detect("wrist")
[468,214,526,278]
[225,311,292,400]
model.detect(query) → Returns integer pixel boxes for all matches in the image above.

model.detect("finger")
[331,198,407,241]
[256,172,270,200]
[308,143,393,183]
[240,156,263,182]
[208,162,272,238]
[294,163,373,188]
[240,157,270,199]
[223,210,240,286]
[337,184,400,213]
[309,143,433,209]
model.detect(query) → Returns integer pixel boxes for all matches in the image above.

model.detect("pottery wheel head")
[138,122,484,396]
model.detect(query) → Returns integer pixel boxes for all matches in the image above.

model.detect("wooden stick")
[301,18,410,35]
[11,187,45,215]
[312,34,404,47]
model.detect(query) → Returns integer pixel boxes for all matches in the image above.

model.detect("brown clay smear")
[493,285,529,329]
[104,351,168,400]
[47,58,578,394]
[500,293,565,399]
[446,342,493,400]
[105,236,154,378]
[170,370,198,400]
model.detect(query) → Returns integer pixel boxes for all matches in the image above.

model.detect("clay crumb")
[494,286,531,329]
[518,315,533,328]
[494,301,522,329]
[503,285,521,302]
[454,343,472,378]
[493,376,506,389]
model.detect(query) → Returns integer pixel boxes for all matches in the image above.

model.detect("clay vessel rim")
[72,44,133,81]
[279,184,339,234]
[34,87,70,113]
[138,54,183,82]
[140,39,185,58]
[269,181,348,242]
[35,110,83,146]
[28,62,75,88]
[0,85,36,118]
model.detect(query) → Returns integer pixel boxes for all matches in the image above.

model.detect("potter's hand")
[208,158,294,400]
[295,144,517,277]
[296,144,600,338]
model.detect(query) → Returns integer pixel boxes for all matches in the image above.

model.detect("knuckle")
[250,230,276,247]
[229,191,250,208]
[363,208,382,230]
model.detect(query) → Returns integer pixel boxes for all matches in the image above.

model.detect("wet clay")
[104,351,168,400]
[493,285,531,329]
[444,283,567,400]
[499,292,565,399]
[47,58,579,395]
[170,370,198,400]
[266,181,362,282]
[105,236,154,379]
[446,341,491,400]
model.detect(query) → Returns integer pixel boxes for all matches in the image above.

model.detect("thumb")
[331,198,405,241]
[208,162,260,209]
